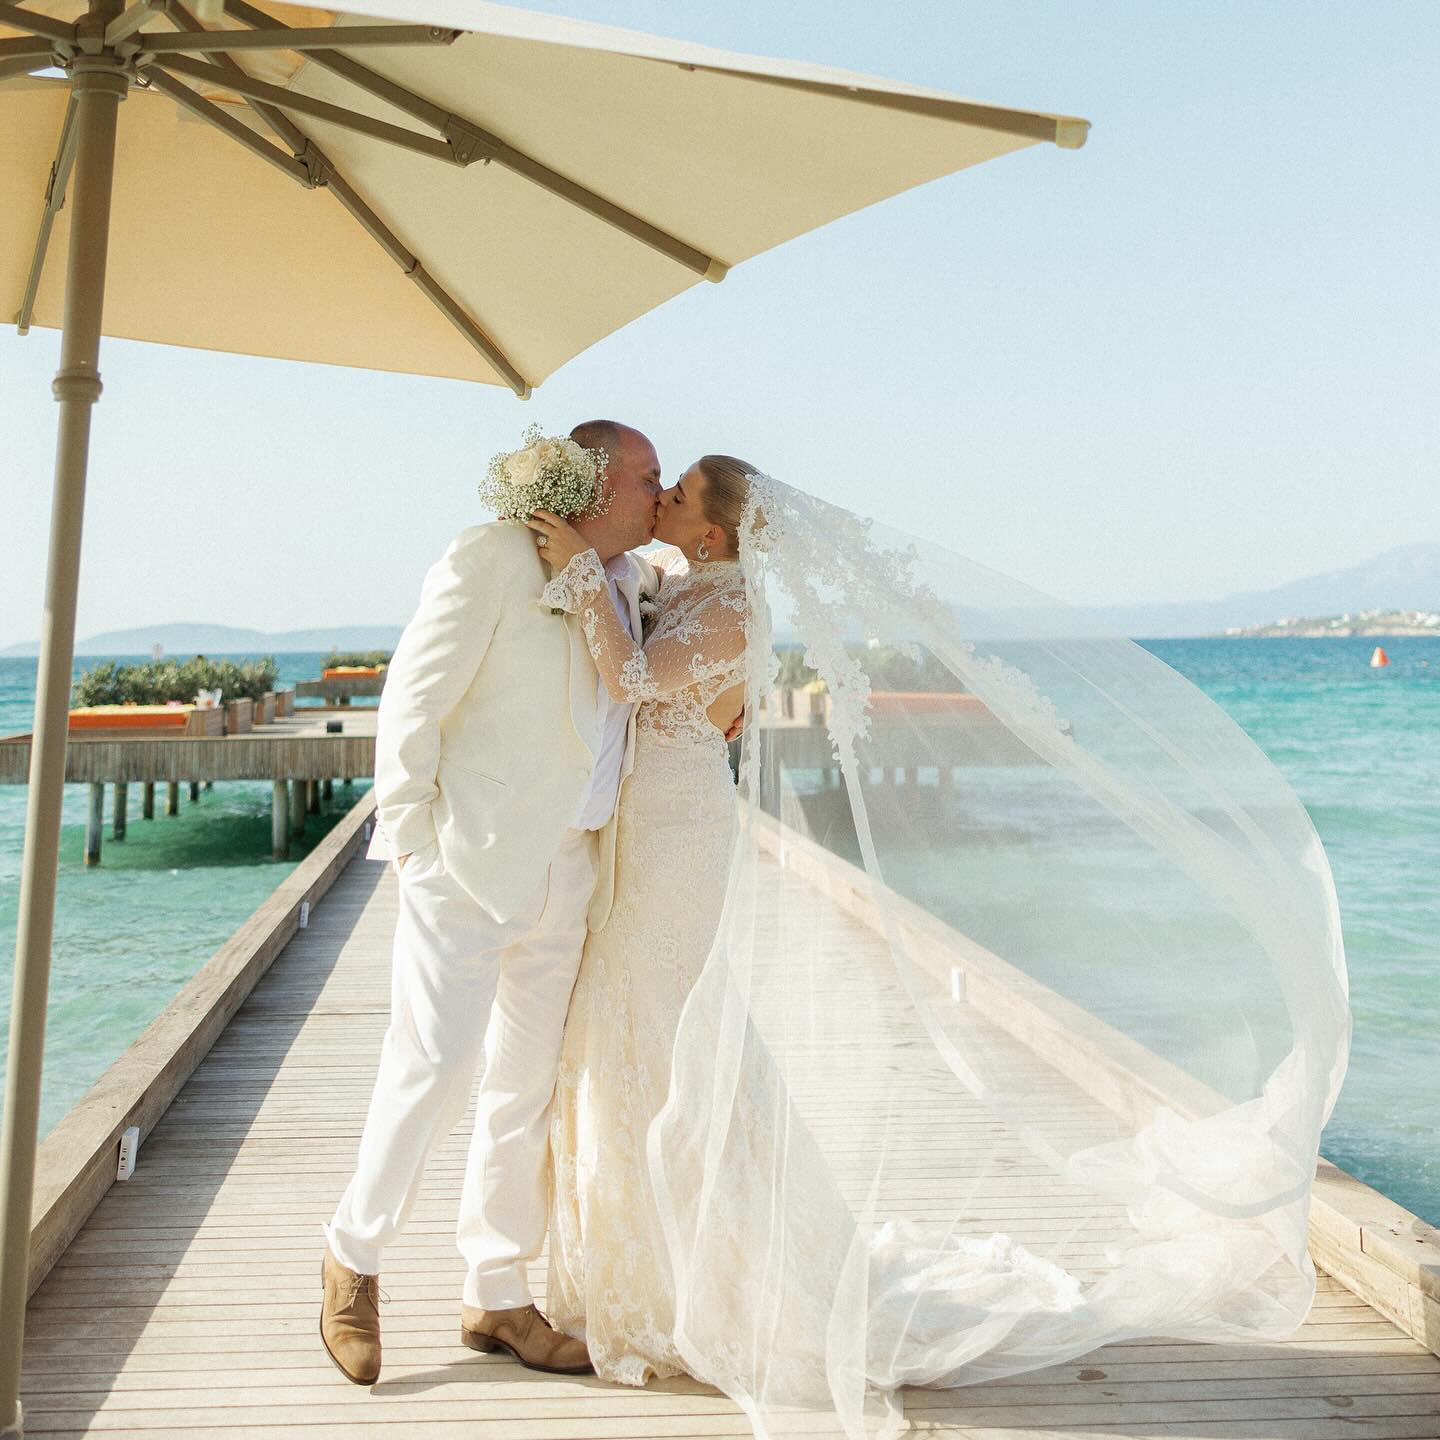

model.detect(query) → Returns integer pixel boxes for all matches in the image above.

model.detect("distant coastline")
[1223,609,1440,638]
[4,535,1438,653]
[0,622,404,659]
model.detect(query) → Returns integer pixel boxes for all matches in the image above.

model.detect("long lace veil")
[645,475,1350,1440]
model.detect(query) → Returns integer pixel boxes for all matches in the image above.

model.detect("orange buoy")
[1370,646,1390,668]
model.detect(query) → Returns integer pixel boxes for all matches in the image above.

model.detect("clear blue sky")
[2,0,1436,649]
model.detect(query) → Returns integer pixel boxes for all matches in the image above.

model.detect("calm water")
[0,640,1435,1225]
[1146,637,1439,1226]
[0,653,372,1140]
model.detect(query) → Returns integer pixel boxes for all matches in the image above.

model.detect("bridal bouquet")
[480,424,612,521]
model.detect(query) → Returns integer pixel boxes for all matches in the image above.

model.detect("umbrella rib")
[687,64,1089,151]
[162,0,310,154]
[221,0,726,282]
[147,52,455,163]
[0,32,56,60]
[0,2,76,43]
[318,164,534,397]
[105,1,164,47]
[0,51,55,79]
[14,92,78,333]
[152,3,531,397]
[150,7,529,394]
[141,66,311,185]
[136,25,463,55]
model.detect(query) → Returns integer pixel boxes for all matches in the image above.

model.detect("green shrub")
[773,644,963,694]
[324,649,391,668]
[71,655,278,707]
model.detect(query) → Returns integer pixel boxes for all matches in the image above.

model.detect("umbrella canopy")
[0,2,1087,1432]
[3,0,1087,393]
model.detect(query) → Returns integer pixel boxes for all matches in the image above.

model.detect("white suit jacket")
[365,520,656,929]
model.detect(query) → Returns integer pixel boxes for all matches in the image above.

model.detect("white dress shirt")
[571,553,637,831]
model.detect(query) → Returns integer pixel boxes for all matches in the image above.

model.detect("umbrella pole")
[0,22,127,1436]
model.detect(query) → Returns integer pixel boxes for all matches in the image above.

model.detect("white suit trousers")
[322,827,598,1310]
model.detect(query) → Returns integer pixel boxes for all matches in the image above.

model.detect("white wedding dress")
[528,473,1349,1440]
[537,542,1086,1403]
[541,545,751,1385]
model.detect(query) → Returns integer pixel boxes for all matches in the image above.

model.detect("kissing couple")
[320,419,764,1386]
[315,419,1349,1437]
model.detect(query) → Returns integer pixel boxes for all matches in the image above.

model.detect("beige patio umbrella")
[0,0,1087,1426]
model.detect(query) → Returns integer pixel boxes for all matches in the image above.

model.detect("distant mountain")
[1086,541,1440,637]
[5,542,1437,653]
[0,622,404,659]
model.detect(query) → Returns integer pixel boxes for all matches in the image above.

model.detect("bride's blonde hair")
[697,454,756,558]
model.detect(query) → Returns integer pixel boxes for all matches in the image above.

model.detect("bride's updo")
[697,454,756,558]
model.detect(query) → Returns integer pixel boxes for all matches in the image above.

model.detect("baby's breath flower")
[480,424,613,522]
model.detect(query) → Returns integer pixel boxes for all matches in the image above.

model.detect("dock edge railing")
[751,809,1440,1357]
[21,794,1437,1358]
[22,789,377,1299]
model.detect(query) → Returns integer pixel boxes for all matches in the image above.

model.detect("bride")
[526,454,750,1387]
[523,460,1350,1439]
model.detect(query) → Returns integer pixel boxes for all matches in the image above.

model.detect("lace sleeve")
[580,580,748,709]
[540,548,607,613]
[608,591,747,704]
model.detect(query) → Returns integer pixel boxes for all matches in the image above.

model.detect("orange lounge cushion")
[867,691,988,715]
[69,704,192,729]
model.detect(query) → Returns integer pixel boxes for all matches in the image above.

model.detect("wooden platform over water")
[17,799,1440,1438]
[0,711,377,787]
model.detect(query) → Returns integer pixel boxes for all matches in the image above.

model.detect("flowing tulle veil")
[645,475,1350,1439]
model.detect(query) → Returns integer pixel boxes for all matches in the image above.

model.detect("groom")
[319,421,662,1385]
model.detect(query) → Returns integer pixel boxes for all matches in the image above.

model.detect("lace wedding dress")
[531,471,1348,1440]
[537,539,1093,1412]
[539,544,750,1386]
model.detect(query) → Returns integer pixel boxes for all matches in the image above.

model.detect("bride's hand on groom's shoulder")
[523,509,590,570]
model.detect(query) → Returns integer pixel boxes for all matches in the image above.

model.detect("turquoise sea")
[0,652,372,1142]
[0,638,1436,1226]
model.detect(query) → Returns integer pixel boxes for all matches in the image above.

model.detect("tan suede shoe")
[320,1247,384,1385]
[460,1302,594,1375]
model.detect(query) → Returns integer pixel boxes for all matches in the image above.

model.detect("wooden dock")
[0,711,376,862]
[16,796,1440,1438]
[295,674,385,705]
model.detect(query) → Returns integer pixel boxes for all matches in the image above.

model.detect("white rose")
[505,448,540,489]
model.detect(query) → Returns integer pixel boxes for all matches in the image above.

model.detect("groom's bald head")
[571,419,631,455]
[569,420,661,558]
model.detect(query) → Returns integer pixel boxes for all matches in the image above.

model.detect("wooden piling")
[290,778,306,839]
[166,781,180,816]
[307,779,320,815]
[322,778,333,801]
[271,780,288,860]
[85,783,103,865]
[142,781,154,820]
[189,780,200,802]
[113,782,127,841]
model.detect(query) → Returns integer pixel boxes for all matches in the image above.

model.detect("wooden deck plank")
[21,851,1440,1440]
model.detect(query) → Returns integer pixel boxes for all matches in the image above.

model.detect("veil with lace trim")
[644,475,1350,1440]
